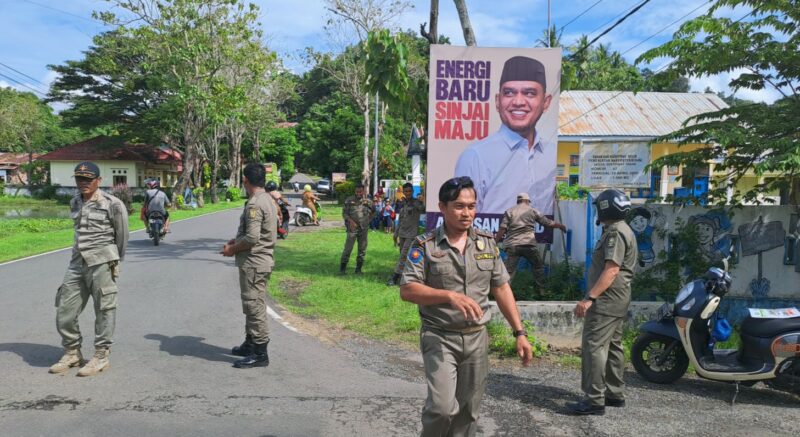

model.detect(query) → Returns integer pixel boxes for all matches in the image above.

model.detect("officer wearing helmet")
[266,181,289,238]
[568,189,637,415]
[142,178,171,234]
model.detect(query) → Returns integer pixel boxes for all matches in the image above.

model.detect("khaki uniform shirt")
[588,221,638,317]
[394,198,425,238]
[499,203,556,247]
[342,195,373,228]
[70,190,129,267]
[235,191,277,271]
[400,226,510,332]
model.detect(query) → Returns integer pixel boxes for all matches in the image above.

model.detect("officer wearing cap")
[222,163,278,369]
[568,189,637,415]
[495,192,567,297]
[387,182,426,286]
[400,176,532,436]
[339,182,373,274]
[455,55,556,215]
[49,161,129,377]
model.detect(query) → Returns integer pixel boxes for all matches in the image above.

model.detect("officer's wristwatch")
[512,329,528,338]
[584,296,597,303]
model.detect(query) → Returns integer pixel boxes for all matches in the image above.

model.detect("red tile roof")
[39,136,182,166]
[0,152,41,168]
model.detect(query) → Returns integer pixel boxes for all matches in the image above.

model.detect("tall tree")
[452,0,476,45]
[637,0,800,207]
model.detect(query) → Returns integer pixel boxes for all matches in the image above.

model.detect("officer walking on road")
[400,176,533,437]
[568,189,637,415]
[495,192,566,296]
[221,163,278,369]
[49,162,129,377]
[387,182,425,286]
[339,183,373,274]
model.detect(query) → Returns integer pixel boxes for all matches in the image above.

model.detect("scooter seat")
[741,316,800,338]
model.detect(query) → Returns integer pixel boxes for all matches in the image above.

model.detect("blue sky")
[0,0,783,104]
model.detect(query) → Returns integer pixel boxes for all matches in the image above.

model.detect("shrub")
[487,320,548,358]
[111,184,134,214]
[33,184,60,200]
[176,194,185,208]
[226,186,243,201]
[335,181,355,204]
[556,182,588,200]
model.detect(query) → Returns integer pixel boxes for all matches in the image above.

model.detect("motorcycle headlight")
[675,283,693,304]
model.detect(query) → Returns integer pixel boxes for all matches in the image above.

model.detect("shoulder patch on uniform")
[248,208,258,219]
[474,228,494,238]
[408,248,424,264]
[605,232,618,247]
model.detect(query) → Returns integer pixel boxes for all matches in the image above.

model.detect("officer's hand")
[221,244,235,257]
[573,299,592,318]
[559,224,568,232]
[392,235,398,246]
[227,239,236,245]
[448,292,483,321]
[517,336,533,366]
[348,219,358,231]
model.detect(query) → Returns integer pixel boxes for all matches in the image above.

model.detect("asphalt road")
[1,206,798,436]
[0,208,425,437]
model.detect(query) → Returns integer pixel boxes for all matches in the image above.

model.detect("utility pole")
[373,92,379,195]
[547,0,551,47]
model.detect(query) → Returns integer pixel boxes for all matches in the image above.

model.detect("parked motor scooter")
[147,211,167,246]
[632,263,800,401]
[277,198,290,239]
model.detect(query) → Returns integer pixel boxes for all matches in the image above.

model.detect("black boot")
[233,342,269,368]
[386,273,400,286]
[339,262,347,274]
[231,335,253,357]
[354,261,363,274]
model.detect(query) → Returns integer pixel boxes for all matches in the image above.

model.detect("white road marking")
[267,305,300,333]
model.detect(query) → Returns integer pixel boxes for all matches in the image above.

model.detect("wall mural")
[738,216,786,297]
[687,211,734,264]
[627,206,665,267]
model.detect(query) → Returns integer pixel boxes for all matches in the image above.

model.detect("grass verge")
[0,199,243,263]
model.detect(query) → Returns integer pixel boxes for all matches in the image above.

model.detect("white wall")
[50,161,139,187]
[550,201,800,299]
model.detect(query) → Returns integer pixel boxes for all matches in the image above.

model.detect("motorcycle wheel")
[153,223,161,246]
[631,332,688,384]
[296,213,310,226]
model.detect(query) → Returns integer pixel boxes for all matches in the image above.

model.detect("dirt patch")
[1,395,81,411]
[277,278,311,308]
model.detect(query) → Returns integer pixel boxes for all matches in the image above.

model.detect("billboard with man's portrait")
[425,45,561,241]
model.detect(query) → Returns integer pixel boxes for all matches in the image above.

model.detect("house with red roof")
[39,136,183,188]
[0,152,40,185]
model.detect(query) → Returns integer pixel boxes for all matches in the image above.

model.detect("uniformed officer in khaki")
[400,176,533,437]
[339,183,373,274]
[49,161,128,377]
[569,189,637,415]
[222,163,277,369]
[387,182,425,286]
[495,192,566,295]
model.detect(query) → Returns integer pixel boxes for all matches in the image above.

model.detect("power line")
[585,0,642,38]
[570,0,652,59]
[0,71,47,98]
[620,1,713,57]
[0,61,48,87]
[562,0,605,31]
[559,8,758,130]
[20,0,100,24]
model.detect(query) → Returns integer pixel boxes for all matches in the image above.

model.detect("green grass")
[487,320,548,358]
[0,199,242,262]
[270,227,421,343]
[0,196,62,206]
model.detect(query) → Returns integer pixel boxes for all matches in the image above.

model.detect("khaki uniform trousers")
[239,266,271,344]
[56,261,119,350]
[393,237,415,275]
[581,310,626,406]
[340,227,368,265]
[420,327,489,437]
[504,245,545,292]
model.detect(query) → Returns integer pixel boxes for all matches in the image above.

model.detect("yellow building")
[556,91,777,202]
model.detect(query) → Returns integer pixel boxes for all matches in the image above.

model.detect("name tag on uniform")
[475,253,495,260]
[431,251,446,258]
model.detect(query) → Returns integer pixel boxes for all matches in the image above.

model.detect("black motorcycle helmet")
[594,189,631,222]
[265,181,278,192]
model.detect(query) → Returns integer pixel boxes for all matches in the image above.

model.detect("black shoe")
[231,335,253,357]
[605,398,625,407]
[233,342,269,368]
[354,263,363,274]
[339,263,347,274]
[386,274,400,286]
[567,400,605,416]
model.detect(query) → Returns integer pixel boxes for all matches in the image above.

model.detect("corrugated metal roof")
[558,91,728,137]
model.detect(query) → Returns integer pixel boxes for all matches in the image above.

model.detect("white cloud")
[689,70,783,104]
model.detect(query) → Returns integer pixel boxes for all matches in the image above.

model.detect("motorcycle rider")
[141,179,171,234]
[266,181,289,237]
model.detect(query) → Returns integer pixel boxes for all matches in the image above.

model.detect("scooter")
[277,198,290,239]
[632,263,800,401]
[147,211,167,246]
[293,201,321,227]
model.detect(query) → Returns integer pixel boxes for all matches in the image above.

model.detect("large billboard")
[426,45,562,240]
